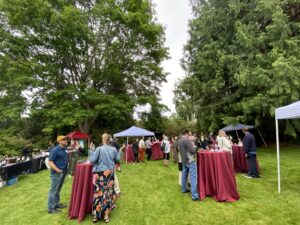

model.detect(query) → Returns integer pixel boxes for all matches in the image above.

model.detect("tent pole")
[235,129,240,140]
[257,128,268,148]
[126,136,128,165]
[275,119,281,193]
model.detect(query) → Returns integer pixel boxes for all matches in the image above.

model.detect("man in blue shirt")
[47,135,68,214]
[242,127,260,178]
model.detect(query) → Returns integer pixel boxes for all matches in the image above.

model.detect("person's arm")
[185,139,196,154]
[119,144,126,152]
[48,149,62,173]
[89,147,100,164]
[114,149,120,163]
[48,161,63,173]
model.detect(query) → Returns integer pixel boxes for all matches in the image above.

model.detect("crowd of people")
[46,127,259,222]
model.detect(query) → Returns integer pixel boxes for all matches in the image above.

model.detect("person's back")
[89,133,119,223]
[242,128,259,178]
[178,136,196,166]
[243,132,256,154]
[90,145,119,172]
[132,141,139,154]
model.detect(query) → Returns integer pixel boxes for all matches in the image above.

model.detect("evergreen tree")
[177,0,300,138]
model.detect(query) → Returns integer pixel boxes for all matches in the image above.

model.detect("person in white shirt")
[138,137,146,162]
[145,137,152,161]
[217,130,232,153]
[161,134,171,166]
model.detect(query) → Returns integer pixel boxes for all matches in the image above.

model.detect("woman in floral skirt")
[89,133,120,223]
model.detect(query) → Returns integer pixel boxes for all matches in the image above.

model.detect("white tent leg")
[126,136,128,165]
[275,119,281,193]
[257,128,268,148]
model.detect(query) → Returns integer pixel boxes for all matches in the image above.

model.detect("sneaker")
[56,203,67,209]
[182,190,190,193]
[192,198,200,201]
[252,175,261,178]
[242,174,253,179]
[48,209,62,214]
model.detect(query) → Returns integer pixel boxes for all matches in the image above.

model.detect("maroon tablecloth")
[69,163,93,223]
[197,151,240,202]
[151,142,163,160]
[232,145,260,173]
[123,145,134,163]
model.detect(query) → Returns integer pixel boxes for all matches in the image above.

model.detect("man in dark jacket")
[132,138,139,164]
[178,130,199,201]
[242,127,260,178]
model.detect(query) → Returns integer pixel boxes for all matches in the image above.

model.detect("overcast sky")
[153,0,192,114]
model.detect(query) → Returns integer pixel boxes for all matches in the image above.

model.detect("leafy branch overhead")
[0,0,168,133]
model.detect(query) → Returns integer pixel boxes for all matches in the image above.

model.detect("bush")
[0,135,28,156]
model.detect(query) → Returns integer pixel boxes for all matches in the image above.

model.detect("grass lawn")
[0,145,299,225]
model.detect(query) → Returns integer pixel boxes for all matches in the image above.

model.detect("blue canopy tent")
[220,123,267,148]
[114,126,155,164]
[220,123,255,132]
[114,126,154,137]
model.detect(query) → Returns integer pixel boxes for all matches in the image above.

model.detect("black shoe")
[56,203,67,209]
[182,190,190,193]
[192,198,199,201]
[252,175,260,178]
[48,209,62,214]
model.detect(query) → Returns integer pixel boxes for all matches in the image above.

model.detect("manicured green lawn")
[0,146,299,225]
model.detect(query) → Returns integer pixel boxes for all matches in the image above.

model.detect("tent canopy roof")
[275,101,300,120]
[66,131,90,139]
[114,126,154,137]
[220,123,255,132]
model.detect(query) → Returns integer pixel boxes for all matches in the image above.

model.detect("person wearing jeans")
[47,135,68,214]
[178,130,199,201]
[48,173,67,212]
[181,161,198,200]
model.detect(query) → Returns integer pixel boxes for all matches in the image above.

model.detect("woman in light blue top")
[89,133,120,223]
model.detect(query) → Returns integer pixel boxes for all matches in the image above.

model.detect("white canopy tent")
[275,100,300,193]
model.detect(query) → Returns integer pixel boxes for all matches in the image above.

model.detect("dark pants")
[146,148,152,160]
[163,153,170,160]
[247,154,259,177]
[133,153,139,163]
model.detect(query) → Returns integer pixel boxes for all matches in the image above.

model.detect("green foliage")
[177,0,300,137]
[0,135,27,156]
[162,115,197,136]
[0,0,168,152]
[138,95,168,133]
